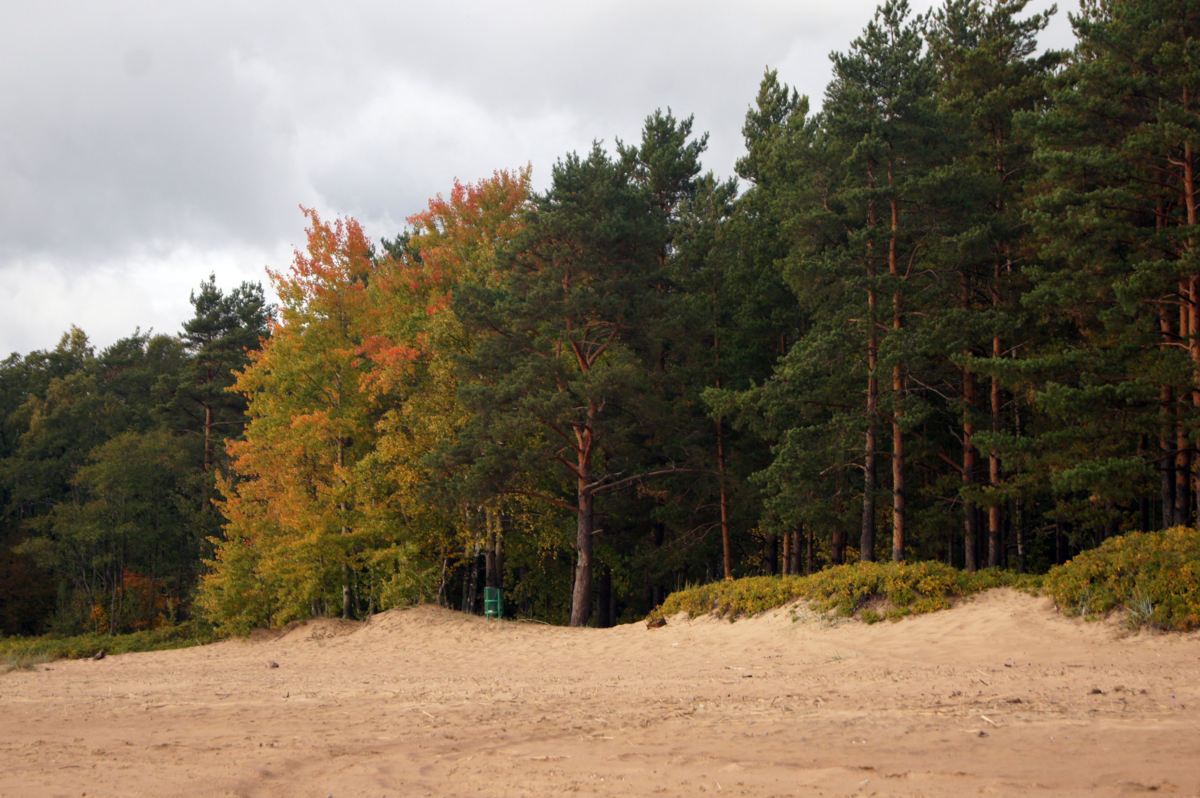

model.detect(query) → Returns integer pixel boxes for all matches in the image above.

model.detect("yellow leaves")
[201,175,536,630]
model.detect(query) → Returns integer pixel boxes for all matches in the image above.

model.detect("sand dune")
[2,588,1198,797]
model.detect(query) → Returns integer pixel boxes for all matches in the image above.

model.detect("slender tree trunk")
[203,404,214,473]
[862,172,878,563]
[337,441,353,620]
[1162,384,1177,528]
[1139,436,1151,533]
[806,523,814,575]
[342,564,353,620]
[597,569,612,628]
[1191,273,1200,529]
[1013,393,1026,573]
[714,346,734,580]
[988,333,1003,568]
[648,520,666,607]
[889,190,905,562]
[570,400,597,627]
[764,532,778,576]
[570,485,594,626]
[494,514,504,591]
[484,508,499,589]
[717,416,733,580]
[1185,124,1200,528]
[963,367,978,572]
[781,527,791,576]
[863,316,878,562]
[832,472,846,565]
[792,524,803,575]
[461,534,481,614]
[1178,395,1192,527]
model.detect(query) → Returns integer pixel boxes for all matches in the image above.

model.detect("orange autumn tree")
[199,208,422,631]
[357,168,557,610]
[201,171,541,631]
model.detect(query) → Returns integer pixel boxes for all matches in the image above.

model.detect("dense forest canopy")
[3,0,1198,634]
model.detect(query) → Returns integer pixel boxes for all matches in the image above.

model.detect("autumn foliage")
[199,173,535,633]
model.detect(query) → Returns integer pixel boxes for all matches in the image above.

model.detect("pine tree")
[1018,0,1200,540]
[926,0,1063,569]
[816,0,940,561]
[173,276,271,474]
[452,144,680,626]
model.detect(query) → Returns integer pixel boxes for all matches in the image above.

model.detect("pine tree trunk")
[863,319,878,563]
[1138,436,1151,533]
[495,515,504,591]
[203,404,214,473]
[963,368,978,573]
[806,523,814,575]
[890,193,905,562]
[862,177,878,564]
[832,473,846,565]
[597,569,612,628]
[484,508,498,589]
[716,416,733,580]
[988,334,1002,568]
[1190,273,1200,529]
[764,533,778,575]
[781,528,791,576]
[570,402,597,627]
[570,484,594,627]
[792,524,803,575]
[1182,119,1200,529]
[1162,383,1176,528]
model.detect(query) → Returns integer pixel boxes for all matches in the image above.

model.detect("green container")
[484,586,504,620]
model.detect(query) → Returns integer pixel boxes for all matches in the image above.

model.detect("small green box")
[484,586,504,620]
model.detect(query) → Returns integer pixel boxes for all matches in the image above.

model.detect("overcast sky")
[0,1,1076,357]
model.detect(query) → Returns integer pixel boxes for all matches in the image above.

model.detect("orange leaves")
[203,172,536,630]
[269,207,374,314]
[407,167,532,288]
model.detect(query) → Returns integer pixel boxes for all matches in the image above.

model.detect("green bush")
[1042,526,1200,631]
[0,620,219,667]
[655,561,1035,623]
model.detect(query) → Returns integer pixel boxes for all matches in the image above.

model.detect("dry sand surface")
[2,588,1199,798]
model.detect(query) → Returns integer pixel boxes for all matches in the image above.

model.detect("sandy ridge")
[1,588,1198,797]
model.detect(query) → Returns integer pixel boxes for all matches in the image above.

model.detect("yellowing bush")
[655,561,1033,623]
[1042,526,1200,631]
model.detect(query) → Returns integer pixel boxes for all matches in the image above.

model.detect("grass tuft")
[1,650,52,673]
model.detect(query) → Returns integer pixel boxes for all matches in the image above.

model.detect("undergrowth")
[1,650,52,673]
[1042,525,1200,631]
[0,620,219,670]
[654,561,1035,624]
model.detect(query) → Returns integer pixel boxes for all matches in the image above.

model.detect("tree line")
[2,0,1196,633]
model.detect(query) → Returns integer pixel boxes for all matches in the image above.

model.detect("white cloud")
[0,0,1080,355]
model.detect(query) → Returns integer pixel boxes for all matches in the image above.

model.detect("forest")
[1,0,1197,635]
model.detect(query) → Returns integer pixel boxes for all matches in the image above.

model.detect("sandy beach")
[2,588,1198,797]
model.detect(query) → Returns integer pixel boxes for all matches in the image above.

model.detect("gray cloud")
[0,0,1076,355]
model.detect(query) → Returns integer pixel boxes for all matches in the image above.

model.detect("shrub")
[1042,526,1200,631]
[655,561,1035,623]
[0,620,219,667]
[1,650,51,673]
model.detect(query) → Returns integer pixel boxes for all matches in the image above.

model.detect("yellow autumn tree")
[201,170,548,632]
